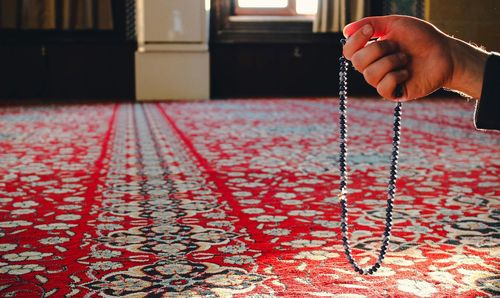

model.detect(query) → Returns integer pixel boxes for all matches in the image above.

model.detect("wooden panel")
[46,44,135,99]
[211,43,375,98]
[0,45,45,99]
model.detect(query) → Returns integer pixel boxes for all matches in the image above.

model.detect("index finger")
[342,24,374,60]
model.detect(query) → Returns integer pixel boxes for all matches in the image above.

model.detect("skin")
[342,15,490,101]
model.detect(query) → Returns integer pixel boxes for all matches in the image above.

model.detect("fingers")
[351,40,398,72]
[343,15,395,39]
[363,52,408,87]
[342,24,373,60]
[346,39,409,100]
[343,16,410,101]
[376,70,409,100]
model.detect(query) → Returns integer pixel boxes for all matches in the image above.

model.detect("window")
[235,0,318,16]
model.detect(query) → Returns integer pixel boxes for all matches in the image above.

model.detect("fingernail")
[398,52,407,62]
[362,24,373,36]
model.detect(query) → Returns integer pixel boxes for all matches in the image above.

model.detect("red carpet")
[0,99,498,297]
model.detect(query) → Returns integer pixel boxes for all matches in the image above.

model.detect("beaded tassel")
[338,38,402,275]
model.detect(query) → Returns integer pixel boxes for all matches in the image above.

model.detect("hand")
[342,15,489,100]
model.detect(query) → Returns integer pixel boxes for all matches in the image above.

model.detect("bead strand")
[338,38,402,275]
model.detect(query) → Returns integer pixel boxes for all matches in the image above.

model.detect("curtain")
[0,0,19,28]
[313,0,369,33]
[62,0,113,30]
[0,0,113,30]
[21,0,56,29]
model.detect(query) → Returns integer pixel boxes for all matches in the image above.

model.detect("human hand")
[342,15,489,100]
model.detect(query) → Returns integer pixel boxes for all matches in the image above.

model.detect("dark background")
[0,0,447,101]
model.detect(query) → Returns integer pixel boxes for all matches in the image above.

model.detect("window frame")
[234,0,303,16]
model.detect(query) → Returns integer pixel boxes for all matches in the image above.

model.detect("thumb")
[343,16,395,38]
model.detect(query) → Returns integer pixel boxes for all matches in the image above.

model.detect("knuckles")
[342,47,354,60]
[376,72,399,99]
[377,84,392,99]
[345,39,405,96]
[375,41,396,56]
[351,51,365,72]
[349,41,399,73]
[388,54,402,66]
[363,67,378,86]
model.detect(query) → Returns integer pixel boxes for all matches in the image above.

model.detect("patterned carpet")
[0,99,498,297]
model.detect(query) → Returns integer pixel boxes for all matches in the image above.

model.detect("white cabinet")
[135,0,210,100]
[139,0,205,43]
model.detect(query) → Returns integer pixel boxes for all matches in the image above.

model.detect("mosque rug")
[0,98,498,297]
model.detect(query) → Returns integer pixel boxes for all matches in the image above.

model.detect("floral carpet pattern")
[0,99,498,297]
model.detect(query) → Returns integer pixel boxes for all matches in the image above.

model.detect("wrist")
[445,37,489,99]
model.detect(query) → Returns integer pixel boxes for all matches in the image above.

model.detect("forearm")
[444,37,489,99]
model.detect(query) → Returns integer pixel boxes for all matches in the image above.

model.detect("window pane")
[296,0,318,15]
[237,0,288,8]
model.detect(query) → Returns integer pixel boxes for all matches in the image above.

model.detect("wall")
[425,0,500,51]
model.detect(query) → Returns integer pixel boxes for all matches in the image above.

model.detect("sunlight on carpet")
[0,98,498,297]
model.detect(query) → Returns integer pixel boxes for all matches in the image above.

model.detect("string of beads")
[338,38,402,275]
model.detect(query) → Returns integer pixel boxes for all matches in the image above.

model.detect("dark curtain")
[0,0,114,30]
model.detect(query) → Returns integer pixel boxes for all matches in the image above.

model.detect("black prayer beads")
[338,38,402,275]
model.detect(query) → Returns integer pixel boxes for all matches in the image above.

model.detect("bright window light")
[237,0,288,8]
[296,0,318,15]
